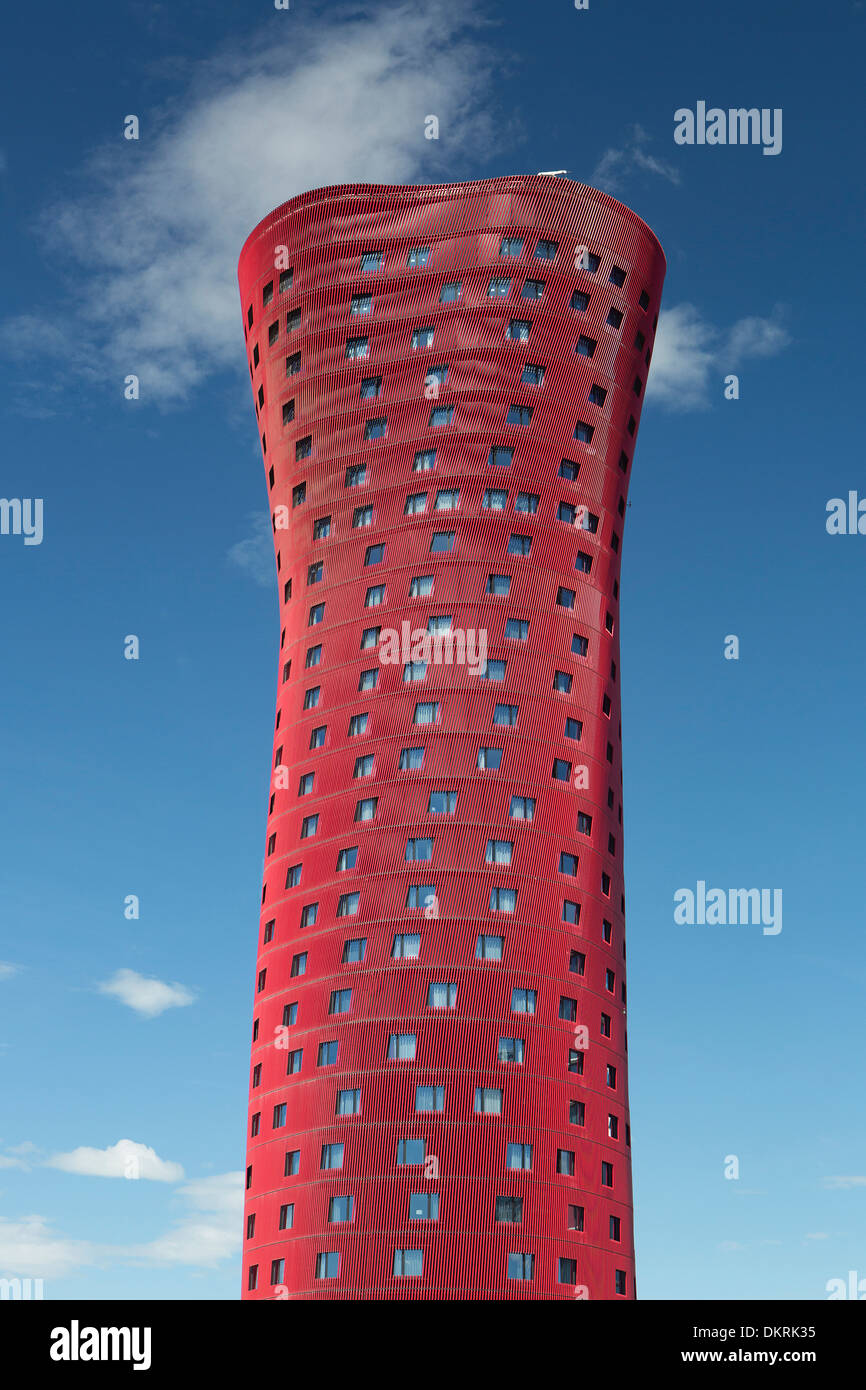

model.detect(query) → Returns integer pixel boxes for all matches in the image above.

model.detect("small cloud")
[822,1176,866,1190]
[45,1138,184,1183]
[0,962,22,980]
[804,1232,829,1240]
[726,314,790,360]
[0,1170,240,1282]
[648,302,790,410]
[0,1155,30,1171]
[97,968,195,1018]
[592,124,681,198]
[0,1214,96,1280]
[227,512,275,588]
[719,1240,746,1251]
[126,1171,243,1267]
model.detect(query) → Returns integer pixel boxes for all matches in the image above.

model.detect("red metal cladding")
[237,177,665,1300]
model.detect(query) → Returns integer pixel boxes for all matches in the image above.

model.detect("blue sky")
[0,0,863,1300]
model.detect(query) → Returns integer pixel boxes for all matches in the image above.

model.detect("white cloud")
[127,1172,243,1267]
[97,968,195,1018]
[0,1141,38,1171]
[45,1139,184,1183]
[804,1232,829,1240]
[227,512,276,587]
[0,962,22,980]
[592,124,681,197]
[0,1215,96,1280]
[822,1176,866,1190]
[0,2,498,406]
[0,1172,240,1282]
[648,302,790,410]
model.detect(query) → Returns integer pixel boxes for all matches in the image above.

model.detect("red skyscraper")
[238,176,665,1299]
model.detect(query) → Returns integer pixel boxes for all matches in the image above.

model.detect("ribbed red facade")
[238,177,665,1300]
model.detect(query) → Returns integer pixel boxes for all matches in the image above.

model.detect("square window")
[474,1087,502,1115]
[521,364,545,386]
[411,1084,439,1117]
[477,746,502,769]
[430,531,454,553]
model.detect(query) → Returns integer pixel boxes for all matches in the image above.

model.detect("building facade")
[237,177,665,1299]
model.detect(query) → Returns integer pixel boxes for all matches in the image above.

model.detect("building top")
[238,175,666,282]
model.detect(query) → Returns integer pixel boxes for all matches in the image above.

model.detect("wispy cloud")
[126,1172,243,1267]
[45,1138,184,1183]
[648,302,790,410]
[0,1171,241,1279]
[822,1176,866,1190]
[0,961,22,981]
[0,1,499,409]
[0,1141,39,1171]
[0,1214,97,1280]
[227,512,276,588]
[97,968,195,1018]
[592,124,681,197]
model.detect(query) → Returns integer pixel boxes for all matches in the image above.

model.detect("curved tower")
[238,176,665,1300]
